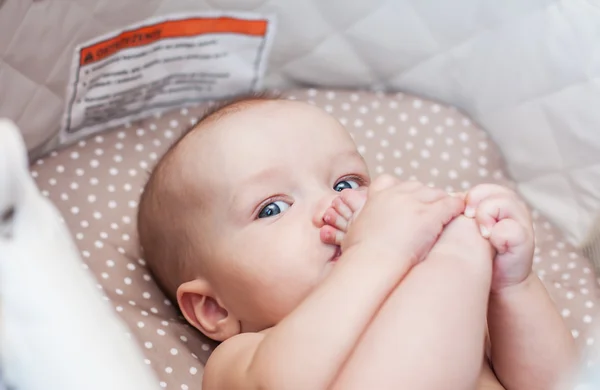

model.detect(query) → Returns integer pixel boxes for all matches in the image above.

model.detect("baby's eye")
[334,179,360,192]
[258,200,290,218]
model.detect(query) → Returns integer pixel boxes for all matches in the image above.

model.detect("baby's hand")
[464,184,535,292]
[321,175,465,266]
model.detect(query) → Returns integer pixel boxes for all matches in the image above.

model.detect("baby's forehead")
[179,99,291,145]
[179,99,342,151]
[170,98,357,186]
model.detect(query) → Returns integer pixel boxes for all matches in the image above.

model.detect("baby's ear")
[177,279,240,341]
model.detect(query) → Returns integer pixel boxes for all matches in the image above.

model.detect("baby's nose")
[312,193,337,228]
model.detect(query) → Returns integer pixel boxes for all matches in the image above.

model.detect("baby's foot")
[427,214,495,274]
[320,189,367,246]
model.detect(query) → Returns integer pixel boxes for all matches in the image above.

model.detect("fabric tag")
[60,12,275,144]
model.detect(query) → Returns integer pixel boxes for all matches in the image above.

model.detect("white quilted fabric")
[1,0,599,244]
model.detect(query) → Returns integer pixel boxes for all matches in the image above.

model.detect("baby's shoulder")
[208,331,266,364]
[204,331,267,389]
[202,333,265,389]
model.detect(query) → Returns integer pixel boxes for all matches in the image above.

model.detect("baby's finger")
[320,225,344,246]
[472,195,527,238]
[323,207,349,232]
[464,184,514,217]
[488,218,528,255]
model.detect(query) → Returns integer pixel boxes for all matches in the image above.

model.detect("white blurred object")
[0,119,160,390]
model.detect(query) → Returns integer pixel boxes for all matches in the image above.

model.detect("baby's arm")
[204,244,413,390]
[203,176,465,390]
[488,274,578,390]
[466,185,578,389]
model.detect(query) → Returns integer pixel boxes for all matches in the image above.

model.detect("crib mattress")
[28,88,600,388]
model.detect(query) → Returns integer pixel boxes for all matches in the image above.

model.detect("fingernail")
[479,225,491,238]
[464,206,475,218]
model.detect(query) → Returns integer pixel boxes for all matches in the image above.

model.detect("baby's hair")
[137,91,281,304]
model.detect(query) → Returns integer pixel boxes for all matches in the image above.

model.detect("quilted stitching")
[1,0,599,245]
[0,1,32,56]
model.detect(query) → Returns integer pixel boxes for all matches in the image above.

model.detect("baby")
[137,96,578,389]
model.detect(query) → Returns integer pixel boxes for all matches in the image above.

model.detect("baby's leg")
[328,194,494,389]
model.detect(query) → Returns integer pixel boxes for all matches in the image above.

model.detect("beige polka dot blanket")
[1,89,599,389]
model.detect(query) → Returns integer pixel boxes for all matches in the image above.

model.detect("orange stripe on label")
[80,17,268,66]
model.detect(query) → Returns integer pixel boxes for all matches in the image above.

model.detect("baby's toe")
[323,207,349,232]
[332,196,353,220]
[340,188,367,215]
[320,225,344,246]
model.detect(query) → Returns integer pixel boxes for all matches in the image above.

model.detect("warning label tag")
[60,12,275,143]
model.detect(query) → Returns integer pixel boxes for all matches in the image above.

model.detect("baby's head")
[138,96,370,341]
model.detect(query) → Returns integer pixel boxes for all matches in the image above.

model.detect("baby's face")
[183,100,370,331]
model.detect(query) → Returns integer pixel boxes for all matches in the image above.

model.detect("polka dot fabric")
[30,89,600,388]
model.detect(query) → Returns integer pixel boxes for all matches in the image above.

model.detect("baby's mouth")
[330,246,342,262]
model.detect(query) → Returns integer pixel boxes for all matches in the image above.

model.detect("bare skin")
[203,176,479,389]
[331,214,496,390]
[322,185,579,390]
[143,100,577,389]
